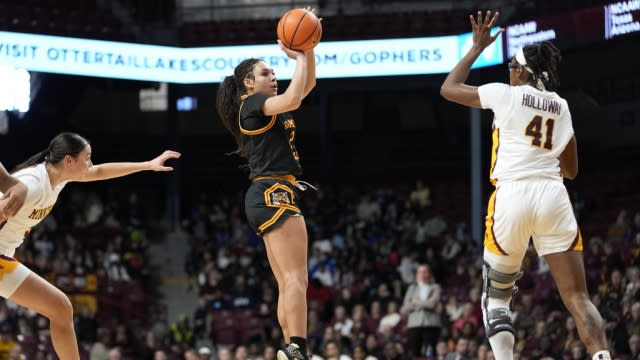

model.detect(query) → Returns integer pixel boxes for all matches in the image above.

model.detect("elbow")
[563,167,578,180]
[440,85,453,101]
[287,98,303,110]
[287,92,303,109]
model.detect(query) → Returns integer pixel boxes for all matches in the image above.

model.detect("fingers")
[491,28,505,41]
[483,10,491,25]
[469,13,477,28]
[488,11,500,28]
[163,150,182,159]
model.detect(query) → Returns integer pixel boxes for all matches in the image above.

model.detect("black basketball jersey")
[239,93,303,179]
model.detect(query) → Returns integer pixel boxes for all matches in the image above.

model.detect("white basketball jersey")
[478,83,574,186]
[0,163,67,256]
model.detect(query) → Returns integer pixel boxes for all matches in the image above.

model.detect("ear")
[518,68,530,82]
[243,76,254,90]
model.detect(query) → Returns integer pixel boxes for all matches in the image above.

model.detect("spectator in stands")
[324,339,351,360]
[197,346,212,360]
[378,301,401,334]
[410,180,431,209]
[107,347,122,360]
[609,210,630,243]
[0,162,27,223]
[154,349,169,360]
[627,334,640,359]
[75,303,98,344]
[263,345,276,360]
[217,347,232,360]
[184,348,198,360]
[0,132,179,359]
[170,315,195,347]
[402,264,442,358]
[444,337,471,360]
[215,30,318,359]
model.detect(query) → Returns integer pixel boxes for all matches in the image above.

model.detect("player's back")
[478,83,574,185]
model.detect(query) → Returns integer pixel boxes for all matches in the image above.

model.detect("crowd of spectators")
[181,173,640,360]
[0,169,636,360]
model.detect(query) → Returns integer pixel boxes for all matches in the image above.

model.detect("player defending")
[440,10,611,360]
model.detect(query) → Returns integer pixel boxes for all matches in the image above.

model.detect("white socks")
[592,350,611,360]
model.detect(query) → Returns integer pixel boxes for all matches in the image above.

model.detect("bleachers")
[0,0,133,41]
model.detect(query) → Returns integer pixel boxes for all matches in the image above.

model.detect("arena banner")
[505,0,640,59]
[0,30,502,83]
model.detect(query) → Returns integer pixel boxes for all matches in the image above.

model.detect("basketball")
[277,8,322,52]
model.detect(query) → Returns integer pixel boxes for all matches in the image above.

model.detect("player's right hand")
[0,181,28,219]
[278,40,306,60]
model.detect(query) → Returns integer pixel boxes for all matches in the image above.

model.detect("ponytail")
[215,58,261,159]
[13,149,49,172]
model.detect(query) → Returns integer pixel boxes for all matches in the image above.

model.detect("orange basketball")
[277,8,322,52]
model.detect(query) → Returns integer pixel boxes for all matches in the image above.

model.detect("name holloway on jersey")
[0,163,67,256]
[478,83,574,186]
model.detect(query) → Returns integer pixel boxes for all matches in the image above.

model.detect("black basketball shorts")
[245,176,302,236]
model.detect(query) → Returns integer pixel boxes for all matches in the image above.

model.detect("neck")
[45,163,66,188]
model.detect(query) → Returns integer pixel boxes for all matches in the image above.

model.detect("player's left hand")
[148,150,181,171]
[470,10,504,50]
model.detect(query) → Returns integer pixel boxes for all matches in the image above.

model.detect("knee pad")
[482,262,522,337]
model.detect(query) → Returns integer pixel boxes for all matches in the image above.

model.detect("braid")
[523,41,562,91]
[215,58,261,159]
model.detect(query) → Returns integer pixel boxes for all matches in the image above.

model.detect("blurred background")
[0,0,639,359]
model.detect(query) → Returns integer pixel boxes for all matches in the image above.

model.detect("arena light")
[0,65,30,113]
[0,30,502,84]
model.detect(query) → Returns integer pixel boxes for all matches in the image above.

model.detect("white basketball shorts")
[0,255,31,298]
[483,178,582,268]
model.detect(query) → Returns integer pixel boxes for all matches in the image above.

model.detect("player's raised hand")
[470,10,504,50]
[278,40,305,60]
[147,150,181,171]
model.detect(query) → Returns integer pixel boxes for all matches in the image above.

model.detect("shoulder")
[14,165,44,188]
[242,93,270,115]
[477,83,514,109]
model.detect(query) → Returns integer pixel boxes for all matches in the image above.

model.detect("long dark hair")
[13,132,89,172]
[523,41,562,92]
[215,58,261,158]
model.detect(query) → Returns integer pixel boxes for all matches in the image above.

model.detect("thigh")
[263,216,308,275]
[484,185,532,262]
[10,271,71,319]
[543,251,588,301]
[532,181,581,257]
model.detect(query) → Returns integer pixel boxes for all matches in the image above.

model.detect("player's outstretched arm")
[440,10,504,108]
[76,150,181,182]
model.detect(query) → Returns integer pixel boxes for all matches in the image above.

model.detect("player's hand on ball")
[278,40,305,60]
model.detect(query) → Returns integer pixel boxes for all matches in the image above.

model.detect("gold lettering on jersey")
[521,94,562,115]
[283,119,296,130]
[27,205,54,220]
